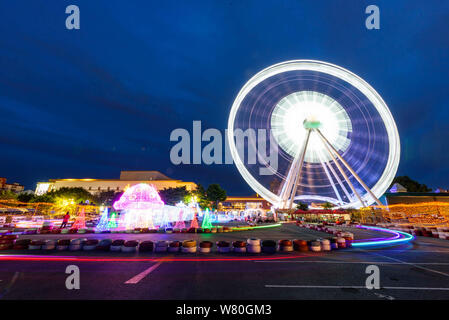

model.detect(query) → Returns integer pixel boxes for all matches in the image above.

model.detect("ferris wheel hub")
[303,119,322,129]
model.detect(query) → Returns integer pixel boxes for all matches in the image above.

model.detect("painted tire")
[262,240,276,247]
[262,246,277,254]
[169,241,181,247]
[181,246,197,253]
[0,243,13,250]
[168,246,180,253]
[233,241,247,248]
[218,246,231,253]
[110,245,122,252]
[233,247,246,253]
[199,247,211,253]
[155,246,167,253]
[56,245,69,251]
[247,245,261,253]
[200,241,213,248]
[83,245,96,251]
[182,240,197,248]
[121,246,137,253]
[247,238,261,246]
[156,241,168,247]
[111,240,125,246]
[211,228,217,233]
[69,245,82,251]
[280,246,293,252]
[139,241,154,252]
[216,241,230,247]
[279,239,292,246]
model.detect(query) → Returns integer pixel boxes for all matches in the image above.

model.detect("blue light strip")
[351,225,414,247]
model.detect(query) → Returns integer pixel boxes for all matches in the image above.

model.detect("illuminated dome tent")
[228,60,400,209]
[113,183,195,230]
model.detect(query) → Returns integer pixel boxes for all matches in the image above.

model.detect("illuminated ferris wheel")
[228,60,400,209]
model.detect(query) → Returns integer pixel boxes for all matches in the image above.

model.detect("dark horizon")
[1,1,448,193]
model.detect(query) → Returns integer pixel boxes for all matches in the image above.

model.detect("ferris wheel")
[227,60,400,209]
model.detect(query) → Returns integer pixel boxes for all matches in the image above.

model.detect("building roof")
[119,171,172,181]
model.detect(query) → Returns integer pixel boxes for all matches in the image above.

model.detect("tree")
[390,176,431,193]
[0,190,18,200]
[159,186,190,206]
[51,187,96,204]
[296,201,308,211]
[192,183,210,209]
[95,190,120,206]
[322,202,334,210]
[17,193,35,203]
[206,184,227,210]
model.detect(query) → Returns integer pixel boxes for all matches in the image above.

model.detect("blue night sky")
[0,1,448,194]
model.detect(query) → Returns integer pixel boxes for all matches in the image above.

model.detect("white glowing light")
[271,91,351,162]
[227,60,400,208]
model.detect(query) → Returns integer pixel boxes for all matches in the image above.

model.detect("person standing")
[60,212,70,229]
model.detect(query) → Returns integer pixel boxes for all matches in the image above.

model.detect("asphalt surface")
[1,223,449,300]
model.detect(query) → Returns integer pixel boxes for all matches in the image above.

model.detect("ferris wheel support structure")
[280,128,383,209]
[316,129,383,207]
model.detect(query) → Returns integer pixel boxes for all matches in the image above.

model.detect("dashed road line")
[125,261,164,284]
[265,285,449,291]
[360,249,449,277]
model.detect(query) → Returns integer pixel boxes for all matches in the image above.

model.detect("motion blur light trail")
[352,225,414,247]
[0,254,305,262]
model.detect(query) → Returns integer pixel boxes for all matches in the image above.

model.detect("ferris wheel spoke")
[321,152,354,203]
[287,129,312,208]
[279,129,312,209]
[317,150,344,205]
[315,130,366,207]
[316,129,383,207]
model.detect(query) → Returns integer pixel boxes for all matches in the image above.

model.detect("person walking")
[60,212,70,229]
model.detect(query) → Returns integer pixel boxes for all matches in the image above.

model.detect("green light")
[108,212,118,229]
[201,208,213,229]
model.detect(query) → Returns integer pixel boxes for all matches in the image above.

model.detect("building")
[35,171,197,196]
[384,192,449,205]
[218,195,272,211]
[0,177,24,193]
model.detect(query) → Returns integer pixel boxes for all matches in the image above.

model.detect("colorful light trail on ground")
[352,225,414,247]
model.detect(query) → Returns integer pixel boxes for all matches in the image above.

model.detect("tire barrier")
[216,241,231,253]
[337,237,346,249]
[261,240,277,254]
[110,239,125,252]
[247,238,261,246]
[293,240,308,252]
[182,240,197,253]
[96,239,112,251]
[83,239,99,251]
[155,241,168,253]
[122,240,139,253]
[199,241,213,253]
[279,239,293,252]
[139,240,155,252]
[56,239,70,251]
[13,239,31,250]
[232,240,247,253]
[168,241,181,253]
[310,241,321,252]
[29,240,45,250]
[320,239,331,251]
[42,240,56,250]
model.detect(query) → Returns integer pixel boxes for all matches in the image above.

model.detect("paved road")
[1,224,449,300]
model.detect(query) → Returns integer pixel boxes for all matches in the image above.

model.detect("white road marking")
[265,285,449,291]
[125,262,163,284]
[361,250,449,277]
[254,260,449,265]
